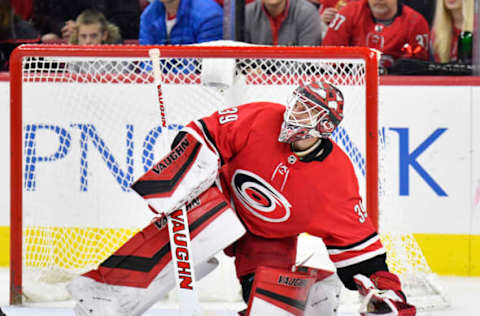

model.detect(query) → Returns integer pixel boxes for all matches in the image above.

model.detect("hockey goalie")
[67,80,416,316]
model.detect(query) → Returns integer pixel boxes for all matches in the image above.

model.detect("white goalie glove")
[131,131,219,215]
[354,271,416,316]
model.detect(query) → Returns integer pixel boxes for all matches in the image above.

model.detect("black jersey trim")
[198,119,225,166]
[100,201,227,272]
[337,253,389,290]
[298,138,333,162]
[325,232,378,250]
[255,288,306,311]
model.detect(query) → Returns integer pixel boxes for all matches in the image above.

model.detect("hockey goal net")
[9,43,447,311]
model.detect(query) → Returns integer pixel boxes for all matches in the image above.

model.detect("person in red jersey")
[322,0,429,69]
[184,81,415,315]
[314,0,358,37]
[67,81,416,316]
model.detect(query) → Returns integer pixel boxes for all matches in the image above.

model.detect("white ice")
[1,268,479,316]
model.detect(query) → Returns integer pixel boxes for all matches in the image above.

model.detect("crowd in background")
[0,0,476,74]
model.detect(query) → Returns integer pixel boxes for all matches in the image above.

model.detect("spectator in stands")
[309,0,358,39]
[322,0,429,69]
[245,0,323,46]
[139,0,223,45]
[67,10,126,73]
[0,0,39,71]
[69,9,121,45]
[430,0,474,63]
[315,0,433,29]
[32,0,140,43]
[316,0,357,33]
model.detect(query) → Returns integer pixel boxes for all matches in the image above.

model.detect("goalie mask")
[278,81,344,143]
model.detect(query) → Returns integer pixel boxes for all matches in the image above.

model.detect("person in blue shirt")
[139,0,223,45]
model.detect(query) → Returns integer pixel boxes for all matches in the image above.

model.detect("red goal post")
[9,44,380,305]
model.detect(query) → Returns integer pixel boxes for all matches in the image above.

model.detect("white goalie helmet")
[278,80,344,143]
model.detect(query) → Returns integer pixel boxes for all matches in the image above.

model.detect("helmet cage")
[279,83,342,143]
[285,92,330,130]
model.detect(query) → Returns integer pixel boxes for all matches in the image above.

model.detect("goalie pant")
[66,186,246,316]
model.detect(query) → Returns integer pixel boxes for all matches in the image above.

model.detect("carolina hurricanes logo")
[231,170,291,223]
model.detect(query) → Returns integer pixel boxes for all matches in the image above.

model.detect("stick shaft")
[148,48,202,316]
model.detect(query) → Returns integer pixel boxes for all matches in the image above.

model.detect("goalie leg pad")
[302,269,342,316]
[69,257,219,316]
[81,186,244,288]
[245,266,342,316]
[245,266,317,316]
[67,186,246,316]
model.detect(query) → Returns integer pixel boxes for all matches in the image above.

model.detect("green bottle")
[457,31,473,64]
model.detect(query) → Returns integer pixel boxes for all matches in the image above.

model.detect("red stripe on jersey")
[328,239,385,268]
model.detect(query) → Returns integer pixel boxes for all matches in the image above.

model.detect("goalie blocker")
[130,132,220,216]
[67,186,246,316]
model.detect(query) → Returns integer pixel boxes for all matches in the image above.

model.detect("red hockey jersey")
[186,102,385,271]
[322,0,429,66]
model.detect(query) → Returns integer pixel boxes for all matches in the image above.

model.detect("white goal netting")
[10,43,448,311]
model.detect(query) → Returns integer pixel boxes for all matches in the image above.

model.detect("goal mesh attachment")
[9,44,447,311]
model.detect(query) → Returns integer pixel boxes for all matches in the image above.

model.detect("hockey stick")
[149,48,202,316]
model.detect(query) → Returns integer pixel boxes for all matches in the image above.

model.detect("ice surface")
[1,268,479,316]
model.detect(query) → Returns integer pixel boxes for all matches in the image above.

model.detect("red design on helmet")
[278,80,344,143]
